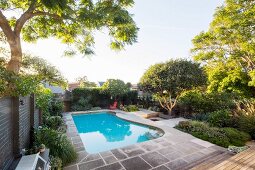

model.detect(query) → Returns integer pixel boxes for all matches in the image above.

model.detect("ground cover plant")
[176,121,251,148]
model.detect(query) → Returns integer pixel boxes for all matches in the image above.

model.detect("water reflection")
[72,113,160,153]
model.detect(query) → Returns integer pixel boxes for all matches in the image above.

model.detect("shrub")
[178,90,237,119]
[71,88,112,109]
[238,115,255,139]
[123,105,139,112]
[49,100,64,116]
[34,127,77,165]
[71,97,93,111]
[122,91,138,105]
[49,156,62,170]
[176,121,250,148]
[234,99,255,139]
[222,128,251,146]
[90,107,102,111]
[207,110,232,127]
[44,116,64,130]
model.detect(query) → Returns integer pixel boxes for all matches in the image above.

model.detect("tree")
[191,0,255,97]
[139,59,206,115]
[102,79,129,100]
[0,54,66,97]
[0,0,138,73]
[76,76,97,88]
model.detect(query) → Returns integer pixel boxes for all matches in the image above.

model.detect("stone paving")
[63,110,229,170]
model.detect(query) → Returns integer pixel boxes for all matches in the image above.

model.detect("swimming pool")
[72,112,163,153]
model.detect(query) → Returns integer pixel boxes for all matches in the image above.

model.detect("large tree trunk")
[7,36,22,73]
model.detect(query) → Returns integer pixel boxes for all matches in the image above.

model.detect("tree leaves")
[0,0,138,56]
[191,0,255,97]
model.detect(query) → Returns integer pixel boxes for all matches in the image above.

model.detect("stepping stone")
[103,155,118,164]
[111,149,127,160]
[151,165,169,170]
[100,151,113,158]
[95,162,123,170]
[83,154,101,162]
[79,159,105,170]
[121,156,151,170]
[141,151,169,167]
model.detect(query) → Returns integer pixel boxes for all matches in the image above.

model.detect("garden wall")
[0,95,40,170]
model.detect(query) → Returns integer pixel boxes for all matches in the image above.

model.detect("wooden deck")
[192,146,255,170]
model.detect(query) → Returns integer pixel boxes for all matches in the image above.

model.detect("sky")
[22,0,224,84]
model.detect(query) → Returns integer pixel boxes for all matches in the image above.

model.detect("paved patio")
[63,110,233,170]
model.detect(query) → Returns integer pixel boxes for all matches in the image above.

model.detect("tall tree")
[191,0,255,96]
[76,76,97,88]
[102,79,129,100]
[0,54,66,97]
[0,0,138,73]
[140,60,206,115]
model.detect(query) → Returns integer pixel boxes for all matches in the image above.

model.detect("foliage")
[178,90,237,116]
[122,90,138,105]
[90,107,102,111]
[140,59,206,114]
[34,127,77,165]
[44,116,64,130]
[176,121,250,147]
[123,105,139,112]
[222,128,251,147]
[102,79,129,99]
[22,54,67,87]
[207,110,233,128]
[71,88,112,109]
[35,85,53,117]
[0,55,66,97]
[191,0,255,97]
[49,99,64,116]
[49,156,62,170]
[176,121,230,147]
[71,97,93,111]
[0,0,138,72]
[234,99,255,139]
[76,76,97,88]
[228,145,249,154]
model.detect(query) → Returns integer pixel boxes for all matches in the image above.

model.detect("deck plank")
[192,147,255,170]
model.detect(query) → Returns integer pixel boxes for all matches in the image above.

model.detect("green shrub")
[234,99,255,139]
[44,116,64,130]
[71,88,138,110]
[222,128,251,146]
[72,88,112,109]
[71,97,93,111]
[207,110,232,127]
[123,105,139,112]
[49,100,64,116]
[50,156,62,170]
[176,121,250,148]
[34,127,77,165]
[122,91,138,105]
[238,115,255,139]
[178,90,236,117]
[90,107,102,111]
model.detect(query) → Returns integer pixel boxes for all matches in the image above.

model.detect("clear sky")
[22,0,224,84]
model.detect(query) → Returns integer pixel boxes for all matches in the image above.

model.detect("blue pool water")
[72,112,162,153]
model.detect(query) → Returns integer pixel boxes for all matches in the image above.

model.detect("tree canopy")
[102,79,129,99]
[0,54,66,97]
[140,59,206,114]
[0,0,138,72]
[76,76,97,88]
[191,0,255,97]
